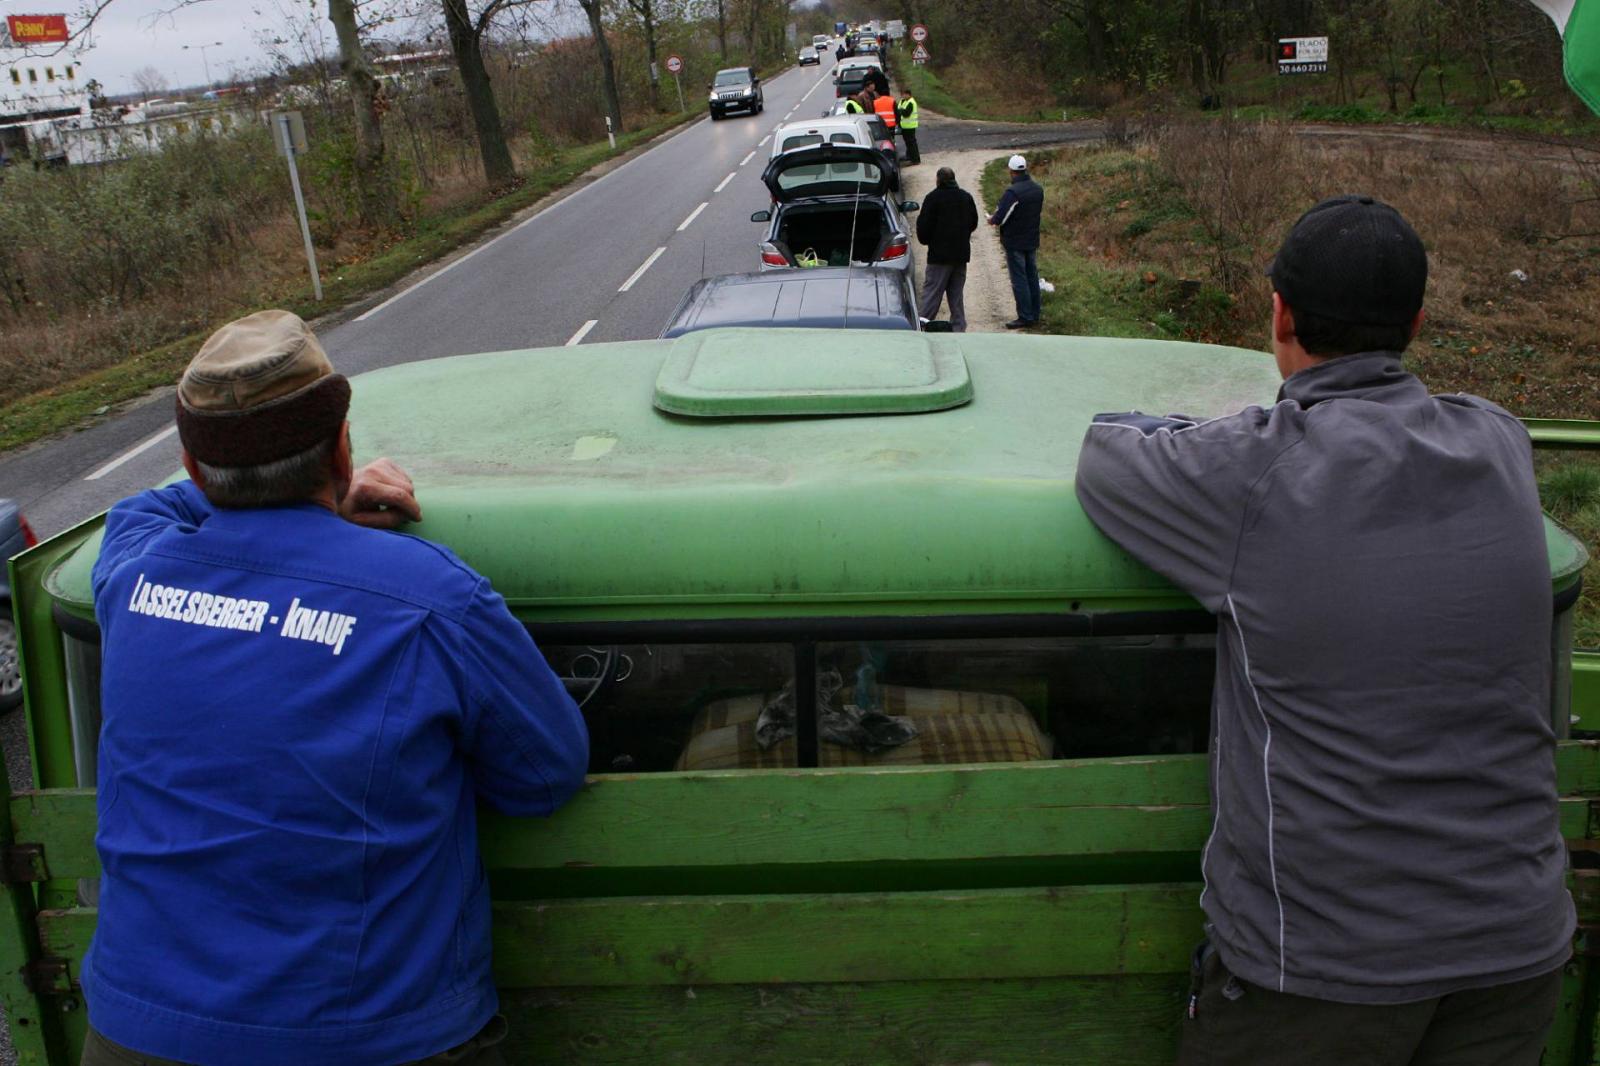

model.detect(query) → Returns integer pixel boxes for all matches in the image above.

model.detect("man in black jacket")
[915,167,979,331]
[988,154,1046,328]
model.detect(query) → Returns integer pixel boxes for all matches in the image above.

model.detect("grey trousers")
[919,262,968,331]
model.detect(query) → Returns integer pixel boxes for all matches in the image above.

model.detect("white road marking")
[618,247,667,292]
[801,73,828,102]
[677,202,709,231]
[785,108,795,118]
[85,425,178,481]
[714,171,737,193]
[758,135,770,147]
[350,99,733,322]
[566,320,599,346]
[740,150,756,166]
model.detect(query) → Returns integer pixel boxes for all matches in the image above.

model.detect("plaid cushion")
[676,685,1052,771]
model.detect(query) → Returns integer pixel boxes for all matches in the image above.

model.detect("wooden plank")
[15,756,1600,885]
[10,790,97,881]
[40,884,1205,989]
[498,977,1186,1065]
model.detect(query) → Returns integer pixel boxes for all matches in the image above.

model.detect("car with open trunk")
[751,143,919,275]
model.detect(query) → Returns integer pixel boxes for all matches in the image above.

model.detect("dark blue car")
[660,268,919,337]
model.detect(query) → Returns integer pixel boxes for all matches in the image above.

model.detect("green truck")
[3,329,1596,1063]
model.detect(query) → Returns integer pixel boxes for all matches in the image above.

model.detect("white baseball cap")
[1008,154,1027,171]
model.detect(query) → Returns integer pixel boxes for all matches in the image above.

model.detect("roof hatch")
[653,328,973,417]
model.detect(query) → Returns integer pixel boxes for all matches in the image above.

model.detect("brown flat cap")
[176,310,350,468]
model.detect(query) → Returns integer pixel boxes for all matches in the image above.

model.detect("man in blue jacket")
[82,310,591,1066]
[987,153,1045,329]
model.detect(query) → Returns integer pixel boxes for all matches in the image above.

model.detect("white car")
[812,34,831,48]
[833,55,884,81]
[769,115,885,159]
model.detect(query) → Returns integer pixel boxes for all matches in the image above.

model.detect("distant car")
[812,34,831,48]
[660,268,919,337]
[834,65,879,100]
[708,66,763,120]
[751,143,919,280]
[799,46,821,66]
[0,498,37,713]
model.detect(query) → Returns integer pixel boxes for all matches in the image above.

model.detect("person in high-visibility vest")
[897,89,920,165]
[844,90,868,114]
[872,90,898,154]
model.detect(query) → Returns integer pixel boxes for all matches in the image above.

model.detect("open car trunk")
[777,203,890,266]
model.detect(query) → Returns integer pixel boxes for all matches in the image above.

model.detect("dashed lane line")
[85,425,178,481]
[740,150,756,166]
[801,73,829,102]
[758,135,770,147]
[566,320,598,346]
[714,171,737,193]
[677,202,709,231]
[618,247,667,292]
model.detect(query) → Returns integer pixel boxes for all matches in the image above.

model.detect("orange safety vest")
[873,92,898,128]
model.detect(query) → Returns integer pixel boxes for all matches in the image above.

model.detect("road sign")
[665,54,684,75]
[6,14,69,44]
[911,43,930,64]
[910,23,929,43]
[1277,36,1329,75]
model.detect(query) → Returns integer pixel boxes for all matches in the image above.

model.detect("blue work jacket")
[84,481,590,1065]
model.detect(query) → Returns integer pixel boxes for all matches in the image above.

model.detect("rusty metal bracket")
[0,844,46,886]
[21,956,70,995]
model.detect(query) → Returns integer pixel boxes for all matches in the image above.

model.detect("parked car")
[834,65,879,100]
[660,268,919,337]
[0,497,37,712]
[751,144,919,277]
[798,46,821,66]
[833,55,884,82]
[708,67,763,119]
[770,115,901,189]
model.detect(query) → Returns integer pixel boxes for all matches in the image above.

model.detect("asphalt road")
[0,55,1101,545]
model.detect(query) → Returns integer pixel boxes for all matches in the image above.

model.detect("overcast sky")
[2,0,590,96]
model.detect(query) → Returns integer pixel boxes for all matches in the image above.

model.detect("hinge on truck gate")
[21,956,70,995]
[0,844,46,885]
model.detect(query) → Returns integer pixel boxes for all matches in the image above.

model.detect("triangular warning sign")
[912,43,930,61]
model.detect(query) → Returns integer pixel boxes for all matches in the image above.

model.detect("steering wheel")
[560,646,624,710]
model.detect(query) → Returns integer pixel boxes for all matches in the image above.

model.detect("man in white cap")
[82,310,590,1066]
[988,154,1046,329]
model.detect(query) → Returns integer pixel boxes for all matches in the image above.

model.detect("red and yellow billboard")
[6,14,70,45]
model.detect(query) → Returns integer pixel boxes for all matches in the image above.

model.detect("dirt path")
[902,150,1017,332]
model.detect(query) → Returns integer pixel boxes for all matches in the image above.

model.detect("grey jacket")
[1075,351,1573,1004]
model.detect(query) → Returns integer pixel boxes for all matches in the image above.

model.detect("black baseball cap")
[1267,195,1427,327]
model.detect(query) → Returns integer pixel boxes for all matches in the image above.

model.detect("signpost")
[911,43,930,65]
[5,13,69,44]
[1277,36,1329,75]
[666,54,685,112]
[271,111,322,302]
[910,23,928,43]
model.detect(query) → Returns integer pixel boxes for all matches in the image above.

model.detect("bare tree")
[440,0,518,185]
[576,0,625,135]
[622,0,664,111]
[130,65,168,101]
[328,0,400,228]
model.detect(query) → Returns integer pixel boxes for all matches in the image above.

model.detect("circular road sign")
[910,23,929,42]
[665,54,684,74]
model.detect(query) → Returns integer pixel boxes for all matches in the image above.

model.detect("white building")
[0,55,93,163]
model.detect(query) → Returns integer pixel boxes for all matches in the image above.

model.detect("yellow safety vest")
[845,99,865,113]
[899,96,919,129]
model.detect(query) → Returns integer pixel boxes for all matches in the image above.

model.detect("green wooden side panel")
[1576,654,1600,732]
[496,978,1186,1065]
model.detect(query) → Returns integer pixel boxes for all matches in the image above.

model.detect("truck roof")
[45,331,1588,623]
[660,270,916,337]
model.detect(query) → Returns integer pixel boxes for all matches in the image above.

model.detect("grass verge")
[0,108,701,454]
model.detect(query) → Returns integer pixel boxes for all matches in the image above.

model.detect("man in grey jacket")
[1076,195,1572,1065]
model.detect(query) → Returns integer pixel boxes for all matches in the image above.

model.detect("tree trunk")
[327,0,397,228]
[578,0,626,136]
[717,0,729,61]
[642,1,662,112]
[442,0,516,186]
[745,0,762,66]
